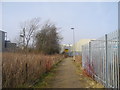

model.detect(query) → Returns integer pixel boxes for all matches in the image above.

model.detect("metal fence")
[82,30,119,88]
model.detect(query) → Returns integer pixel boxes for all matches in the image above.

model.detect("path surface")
[35,57,104,88]
[47,57,84,88]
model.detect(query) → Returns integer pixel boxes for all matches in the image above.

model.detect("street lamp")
[71,28,75,61]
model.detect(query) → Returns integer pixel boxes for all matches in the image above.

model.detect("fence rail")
[82,30,119,88]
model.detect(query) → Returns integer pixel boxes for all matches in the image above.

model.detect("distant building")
[5,40,16,52]
[59,44,72,55]
[71,39,95,55]
[0,30,16,52]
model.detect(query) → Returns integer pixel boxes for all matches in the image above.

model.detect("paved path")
[47,57,83,88]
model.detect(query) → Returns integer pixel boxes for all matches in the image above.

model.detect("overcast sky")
[2,2,118,44]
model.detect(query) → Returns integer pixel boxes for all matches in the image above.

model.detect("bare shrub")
[35,21,62,54]
[2,53,64,88]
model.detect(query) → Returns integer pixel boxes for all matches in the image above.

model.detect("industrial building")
[71,39,95,55]
[0,30,16,52]
[59,39,95,56]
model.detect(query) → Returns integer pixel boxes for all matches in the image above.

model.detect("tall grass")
[2,52,64,88]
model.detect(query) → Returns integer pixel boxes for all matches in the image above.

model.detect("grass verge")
[73,56,104,88]
[33,60,62,88]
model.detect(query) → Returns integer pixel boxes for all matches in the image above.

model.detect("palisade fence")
[82,30,119,88]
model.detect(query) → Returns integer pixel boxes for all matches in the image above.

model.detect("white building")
[71,39,95,55]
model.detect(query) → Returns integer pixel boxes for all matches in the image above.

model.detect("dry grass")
[74,56,104,88]
[2,52,64,88]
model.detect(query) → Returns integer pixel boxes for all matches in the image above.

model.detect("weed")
[2,52,64,88]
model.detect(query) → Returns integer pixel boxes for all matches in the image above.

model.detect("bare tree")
[19,17,41,52]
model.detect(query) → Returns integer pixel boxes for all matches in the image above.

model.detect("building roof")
[0,30,7,33]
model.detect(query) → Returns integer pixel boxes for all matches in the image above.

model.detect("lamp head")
[71,28,74,30]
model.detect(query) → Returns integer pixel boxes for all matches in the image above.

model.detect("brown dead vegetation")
[2,52,64,88]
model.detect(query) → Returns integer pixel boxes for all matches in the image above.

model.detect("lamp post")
[71,28,75,61]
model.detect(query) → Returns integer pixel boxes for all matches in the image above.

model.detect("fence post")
[25,63,28,82]
[89,42,91,76]
[105,34,108,88]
